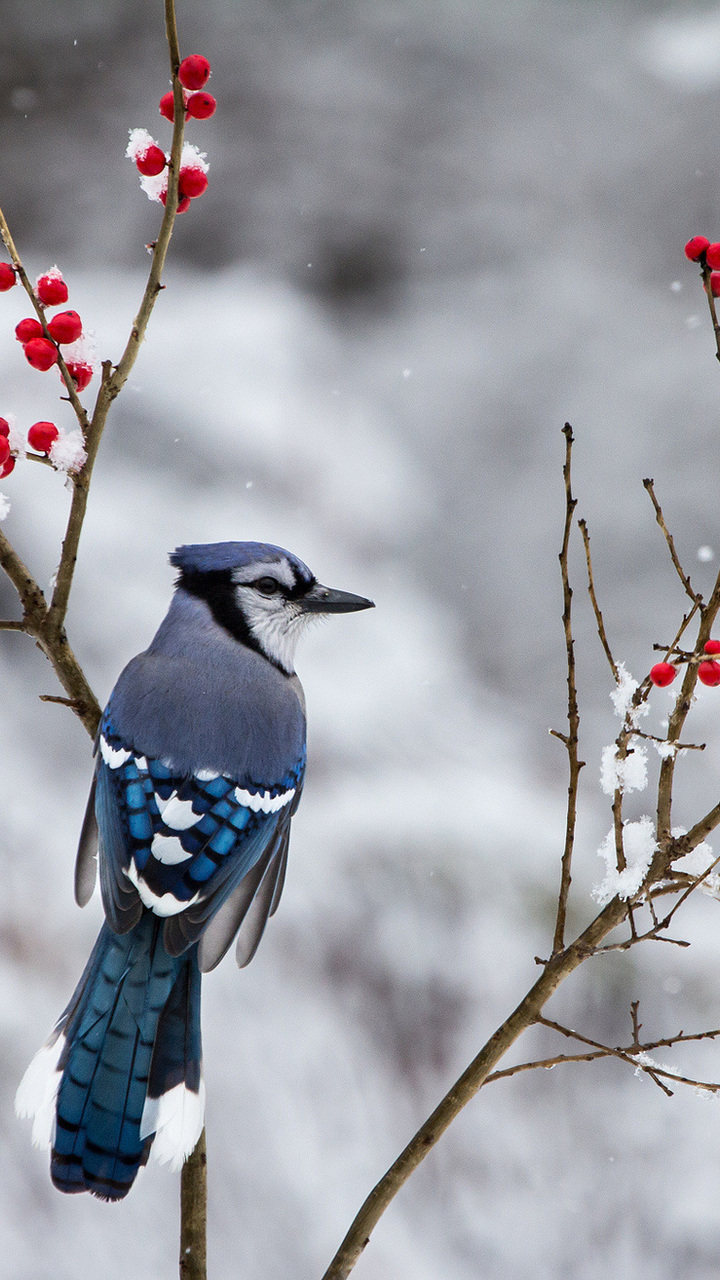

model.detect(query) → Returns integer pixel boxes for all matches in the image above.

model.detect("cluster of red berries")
[0,265,93,391]
[0,417,60,478]
[650,640,720,688]
[131,55,214,215]
[684,236,720,296]
[159,54,216,123]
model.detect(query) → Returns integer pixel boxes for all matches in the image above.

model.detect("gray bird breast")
[107,590,306,785]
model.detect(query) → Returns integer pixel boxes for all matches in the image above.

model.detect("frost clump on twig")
[126,127,156,163]
[610,662,648,728]
[0,494,10,521]
[631,1050,678,1079]
[63,332,97,373]
[593,816,657,905]
[4,413,25,459]
[600,742,648,795]
[671,830,720,897]
[48,429,87,475]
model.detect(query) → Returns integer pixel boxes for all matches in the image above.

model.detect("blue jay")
[16,541,373,1200]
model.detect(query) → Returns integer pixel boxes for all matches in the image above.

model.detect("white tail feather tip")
[15,1033,65,1149]
[141,1079,205,1172]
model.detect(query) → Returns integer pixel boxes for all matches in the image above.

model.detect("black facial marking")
[178,568,258,652]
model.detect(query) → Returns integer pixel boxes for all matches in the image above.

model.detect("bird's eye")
[255,576,281,596]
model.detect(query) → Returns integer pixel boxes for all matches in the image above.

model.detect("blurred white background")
[4,1,720,1276]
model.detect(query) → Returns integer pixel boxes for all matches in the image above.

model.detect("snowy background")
[5,0,720,1275]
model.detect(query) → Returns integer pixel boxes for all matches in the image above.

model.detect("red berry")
[706,243,720,270]
[27,421,59,453]
[47,310,82,344]
[36,272,68,306]
[24,337,58,371]
[650,661,677,687]
[698,660,720,687]
[0,262,16,291]
[136,144,167,177]
[186,91,216,120]
[178,166,208,199]
[0,419,9,437]
[66,360,93,391]
[0,455,15,479]
[685,236,711,262]
[159,190,191,214]
[15,317,43,344]
[709,272,720,297]
[0,437,9,466]
[159,91,178,122]
[705,640,720,655]
[178,55,211,91]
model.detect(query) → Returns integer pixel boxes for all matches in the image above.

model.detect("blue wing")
[77,720,304,973]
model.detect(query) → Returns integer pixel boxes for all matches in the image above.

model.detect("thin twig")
[484,1021,720,1093]
[578,517,618,680]
[0,209,90,429]
[43,0,186,639]
[643,480,701,605]
[656,553,720,843]
[534,1013,720,1096]
[551,423,584,955]
[485,1051,718,1093]
[631,728,704,752]
[700,261,720,364]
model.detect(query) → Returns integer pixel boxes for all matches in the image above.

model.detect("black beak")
[300,582,375,614]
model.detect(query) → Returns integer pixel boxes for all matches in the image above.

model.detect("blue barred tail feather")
[15,915,204,1201]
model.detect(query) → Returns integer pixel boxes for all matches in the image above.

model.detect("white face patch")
[141,1078,206,1171]
[151,833,194,865]
[126,859,199,915]
[99,736,131,769]
[235,592,315,674]
[233,785,295,814]
[230,554,316,673]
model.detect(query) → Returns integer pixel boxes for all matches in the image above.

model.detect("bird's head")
[170,541,374,674]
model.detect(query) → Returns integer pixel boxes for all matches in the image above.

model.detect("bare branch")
[656,557,720,843]
[643,479,701,605]
[700,260,720,365]
[578,517,618,679]
[180,1128,207,1280]
[552,423,584,955]
[0,208,90,429]
[533,1013,720,1096]
[484,1019,720,1093]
